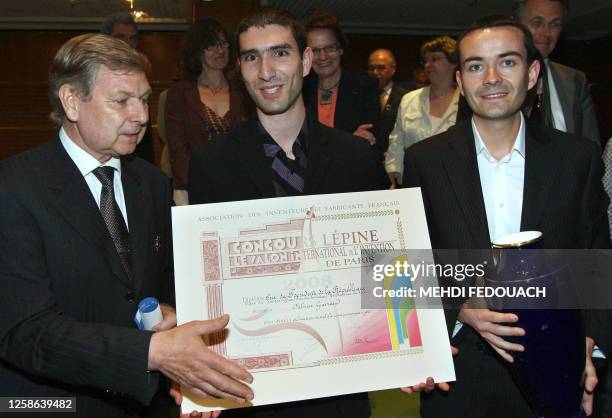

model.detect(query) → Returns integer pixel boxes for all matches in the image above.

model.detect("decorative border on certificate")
[233,353,293,370]
[317,347,424,366]
[201,232,222,283]
[312,209,396,221]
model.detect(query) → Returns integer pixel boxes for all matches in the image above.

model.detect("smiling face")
[520,0,564,58]
[307,28,342,80]
[61,65,151,162]
[201,34,230,71]
[238,24,312,116]
[456,26,539,124]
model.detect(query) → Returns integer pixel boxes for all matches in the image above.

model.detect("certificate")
[172,188,455,412]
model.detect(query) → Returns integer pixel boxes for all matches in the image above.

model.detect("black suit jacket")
[189,115,386,204]
[303,69,380,142]
[403,120,610,417]
[0,137,174,418]
[379,83,408,153]
[188,115,385,418]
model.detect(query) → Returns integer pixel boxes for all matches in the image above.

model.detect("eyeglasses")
[311,44,340,56]
[205,41,230,51]
[368,64,388,73]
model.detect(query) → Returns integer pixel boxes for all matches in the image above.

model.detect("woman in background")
[385,36,469,188]
[166,18,252,205]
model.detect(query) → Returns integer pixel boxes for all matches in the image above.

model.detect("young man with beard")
[402,17,609,418]
[188,8,386,418]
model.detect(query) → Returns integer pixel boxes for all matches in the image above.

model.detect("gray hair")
[48,33,149,125]
[513,0,568,21]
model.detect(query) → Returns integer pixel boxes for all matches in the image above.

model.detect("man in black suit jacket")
[302,11,380,149]
[367,49,409,153]
[0,34,252,418]
[189,8,385,417]
[402,18,609,418]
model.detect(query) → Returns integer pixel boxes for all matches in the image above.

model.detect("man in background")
[515,0,600,144]
[368,49,408,153]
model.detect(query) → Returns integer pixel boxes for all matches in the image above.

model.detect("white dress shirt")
[453,115,526,338]
[473,114,526,241]
[385,86,460,184]
[545,59,567,132]
[59,127,129,228]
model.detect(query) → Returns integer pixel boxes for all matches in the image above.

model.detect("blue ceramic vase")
[486,231,585,418]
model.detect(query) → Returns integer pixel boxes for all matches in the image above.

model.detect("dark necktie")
[93,166,132,281]
[263,141,307,194]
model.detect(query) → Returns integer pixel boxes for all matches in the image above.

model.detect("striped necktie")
[93,166,132,281]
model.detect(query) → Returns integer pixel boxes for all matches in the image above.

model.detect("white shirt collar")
[59,127,122,176]
[381,81,393,96]
[472,112,526,162]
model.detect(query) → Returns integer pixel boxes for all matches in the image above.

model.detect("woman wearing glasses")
[166,18,253,205]
[302,11,380,149]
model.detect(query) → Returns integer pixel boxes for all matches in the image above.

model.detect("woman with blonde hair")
[386,35,469,188]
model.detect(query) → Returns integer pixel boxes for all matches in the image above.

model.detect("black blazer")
[0,137,174,418]
[188,115,386,418]
[189,115,386,204]
[379,83,409,153]
[402,120,610,417]
[303,69,380,142]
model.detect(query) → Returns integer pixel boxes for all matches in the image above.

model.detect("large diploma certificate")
[172,189,454,412]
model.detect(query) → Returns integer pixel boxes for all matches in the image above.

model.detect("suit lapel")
[520,122,559,231]
[334,70,352,130]
[441,123,491,247]
[46,138,132,290]
[232,118,276,198]
[384,85,403,114]
[184,82,207,126]
[548,62,575,133]
[122,158,151,295]
[304,118,332,194]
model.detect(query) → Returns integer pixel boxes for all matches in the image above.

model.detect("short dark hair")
[100,12,136,35]
[180,18,231,80]
[513,0,568,22]
[303,10,348,50]
[421,35,457,65]
[236,8,307,55]
[49,34,149,125]
[456,15,539,69]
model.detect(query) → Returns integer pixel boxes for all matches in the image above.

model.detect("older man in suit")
[0,34,252,418]
[516,0,600,144]
[403,17,609,418]
[189,8,385,417]
[368,49,408,153]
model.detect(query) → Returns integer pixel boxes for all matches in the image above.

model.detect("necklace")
[199,82,227,96]
[318,79,340,105]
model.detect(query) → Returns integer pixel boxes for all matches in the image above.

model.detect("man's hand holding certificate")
[172,189,455,413]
